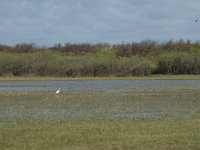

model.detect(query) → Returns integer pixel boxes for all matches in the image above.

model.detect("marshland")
[0,40,200,149]
[0,78,200,149]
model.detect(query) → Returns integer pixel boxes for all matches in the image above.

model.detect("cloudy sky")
[0,0,200,46]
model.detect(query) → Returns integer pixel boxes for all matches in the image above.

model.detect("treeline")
[1,39,200,55]
[0,39,200,77]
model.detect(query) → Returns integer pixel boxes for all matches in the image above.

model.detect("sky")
[0,0,200,46]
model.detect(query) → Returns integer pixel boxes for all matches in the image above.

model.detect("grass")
[0,80,200,149]
[1,74,200,81]
[1,119,200,150]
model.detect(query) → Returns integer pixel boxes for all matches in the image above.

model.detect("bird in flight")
[195,19,198,22]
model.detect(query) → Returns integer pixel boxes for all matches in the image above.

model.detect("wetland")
[0,78,200,149]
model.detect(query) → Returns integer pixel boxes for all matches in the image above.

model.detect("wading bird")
[56,88,61,94]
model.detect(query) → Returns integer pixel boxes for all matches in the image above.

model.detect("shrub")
[131,60,156,76]
[156,52,198,74]
[0,42,200,77]
[193,55,200,74]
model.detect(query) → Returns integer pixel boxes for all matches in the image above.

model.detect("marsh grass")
[0,85,200,149]
[0,119,200,150]
[0,87,200,120]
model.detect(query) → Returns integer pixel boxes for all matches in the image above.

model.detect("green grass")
[0,119,200,150]
[0,82,200,149]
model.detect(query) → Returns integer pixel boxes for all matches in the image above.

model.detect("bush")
[193,55,200,74]
[0,54,26,76]
[0,46,200,77]
[131,60,156,76]
[156,52,198,74]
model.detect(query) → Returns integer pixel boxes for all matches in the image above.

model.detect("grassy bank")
[1,75,200,81]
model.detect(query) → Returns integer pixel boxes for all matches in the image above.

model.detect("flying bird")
[56,88,61,94]
[195,19,198,22]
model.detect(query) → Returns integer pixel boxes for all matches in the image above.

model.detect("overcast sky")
[0,0,200,46]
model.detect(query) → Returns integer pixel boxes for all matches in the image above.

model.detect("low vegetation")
[0,85,200,149]
[1,119,200,150]
[0,39,200,77]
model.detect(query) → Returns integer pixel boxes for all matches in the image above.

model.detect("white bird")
[56,88,61,94]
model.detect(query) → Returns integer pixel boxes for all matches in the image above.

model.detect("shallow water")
[0,79,200,91]
[0,80,200,121]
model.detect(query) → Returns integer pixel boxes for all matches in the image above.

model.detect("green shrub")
[0,54,26,76]
[156,52,175,74]
[194,55,200,74]
[131,60,156,76]
[156,52,199,74]
[0,49,200,77]
[171,53,195,74]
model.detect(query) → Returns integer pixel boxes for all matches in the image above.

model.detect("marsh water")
[0,79,200,121]
[0,79,200,91]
